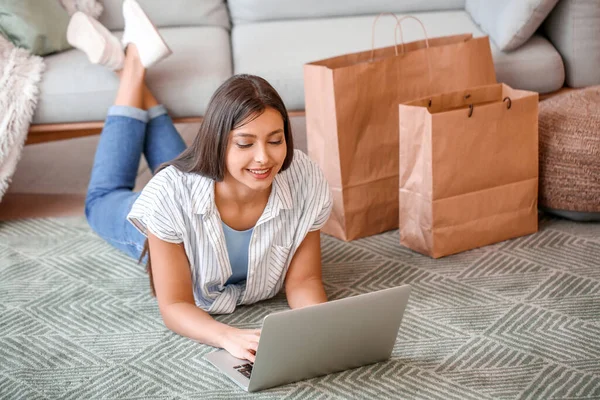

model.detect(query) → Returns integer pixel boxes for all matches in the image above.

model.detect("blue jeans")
[85,105,187,260]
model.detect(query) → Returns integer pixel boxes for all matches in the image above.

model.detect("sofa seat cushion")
[232,11,564,111]
[543,0,600,87]
[33,26,232,124]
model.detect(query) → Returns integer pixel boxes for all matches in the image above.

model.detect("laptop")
[205,284,411,392]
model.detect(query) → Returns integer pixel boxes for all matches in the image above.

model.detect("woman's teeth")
[249,169,269,175]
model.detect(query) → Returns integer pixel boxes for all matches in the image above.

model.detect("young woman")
[70,1,332,363]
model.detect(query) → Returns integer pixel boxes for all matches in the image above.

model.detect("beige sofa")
[9,0,600,202]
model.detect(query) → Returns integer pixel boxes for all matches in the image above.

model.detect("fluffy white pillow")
[466,0,560,51]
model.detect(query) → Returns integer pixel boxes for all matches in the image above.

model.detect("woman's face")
[224,107,287,193]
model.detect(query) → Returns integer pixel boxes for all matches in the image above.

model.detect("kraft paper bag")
[399,83,539,258]
[304,23,497,241]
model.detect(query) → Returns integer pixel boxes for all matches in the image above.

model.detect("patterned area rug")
[1,215,599,399]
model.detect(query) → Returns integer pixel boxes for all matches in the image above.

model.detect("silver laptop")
[205,285,411,392]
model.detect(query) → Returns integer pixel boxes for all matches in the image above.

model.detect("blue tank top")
[222,222,253,285]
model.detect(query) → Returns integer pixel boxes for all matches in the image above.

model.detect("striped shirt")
[127,150,332,314]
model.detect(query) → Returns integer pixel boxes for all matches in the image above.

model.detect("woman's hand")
[219,327,261,362]
[148,233,259,359]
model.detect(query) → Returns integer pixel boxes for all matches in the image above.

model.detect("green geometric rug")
[1,215,599,399]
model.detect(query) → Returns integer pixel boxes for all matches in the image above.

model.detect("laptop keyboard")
[233,363,253,378]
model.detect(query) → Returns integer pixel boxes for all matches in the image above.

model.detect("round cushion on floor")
[539,86,600,221]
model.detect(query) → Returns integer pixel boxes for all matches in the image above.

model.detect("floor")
[0,193,87,220]
[2,211,599,399]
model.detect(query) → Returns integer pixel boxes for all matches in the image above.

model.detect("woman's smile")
[246,167,272,179]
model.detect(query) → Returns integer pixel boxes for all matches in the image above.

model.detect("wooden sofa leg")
[26,122,105,145]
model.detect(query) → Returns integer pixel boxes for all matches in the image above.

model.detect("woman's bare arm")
[148,231,260,361]
[284,230,328,309]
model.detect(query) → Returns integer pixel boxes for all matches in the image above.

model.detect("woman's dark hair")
[139,74,294,295]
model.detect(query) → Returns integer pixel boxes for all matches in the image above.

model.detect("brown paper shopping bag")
[304,16,497,241]
[399,83,539,258]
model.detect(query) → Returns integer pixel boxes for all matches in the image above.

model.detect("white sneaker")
[66,12,124,70]
[121,0,172,68]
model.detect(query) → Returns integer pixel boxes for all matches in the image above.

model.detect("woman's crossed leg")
[85,45,186,260]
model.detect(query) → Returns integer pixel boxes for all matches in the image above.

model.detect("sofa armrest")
[543,0,600,87]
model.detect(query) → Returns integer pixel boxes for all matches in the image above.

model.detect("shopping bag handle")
[466,96,513,118]
[370,12,401,61]
[394,15,433,87]
[394,16,430,54]
[369,14,431,61]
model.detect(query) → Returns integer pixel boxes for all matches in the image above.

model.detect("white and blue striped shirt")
[127,150,333,314]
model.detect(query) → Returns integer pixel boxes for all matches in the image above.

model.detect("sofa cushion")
[466,0,560,51]
[228,0,465,24]
[33,26,232,124]
[232,11,565,111]
[98,0,230,30]
[0,0,72,56]
[493,35,564,94]
[543,0,600,87]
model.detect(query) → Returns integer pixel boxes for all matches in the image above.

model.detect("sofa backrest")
[227,0,466,24]
[99,0,230,30]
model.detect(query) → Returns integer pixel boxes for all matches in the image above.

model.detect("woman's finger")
[245,351,256,363]
[248,341,259,352]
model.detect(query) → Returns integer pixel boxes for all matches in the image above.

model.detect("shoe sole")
[67,12,106,64]
[88,17,125,69]
[124,0,173,66]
